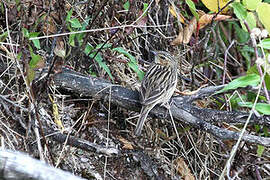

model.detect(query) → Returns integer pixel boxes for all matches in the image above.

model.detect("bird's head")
[152,51,177,67]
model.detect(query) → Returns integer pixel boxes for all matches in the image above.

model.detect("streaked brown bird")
[134,51,178,136]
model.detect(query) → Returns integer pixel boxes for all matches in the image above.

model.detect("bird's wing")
[140,64,174,106]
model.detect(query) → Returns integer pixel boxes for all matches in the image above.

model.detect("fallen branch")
[0,150,85,180]
[52,68,270,147]
[45,128,121,157]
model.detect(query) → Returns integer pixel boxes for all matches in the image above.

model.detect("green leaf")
[257,3,270,34]
[234,22,250,43]
[27,46,44,85]
[242,45,254,53]
[186,0,199,20]
[142,3,149,16]
[68,33,76,47]
[247,65,270,90]
[232,2,247,21]
[112,47,144,80]
[254,124,260,132]
[28,32,41,49]
[76,33,86,46]
[216,74,260,94]
[27,68,35,84]
[66,9,73,22]
[29,52,42,69]
[96,43,112,49]
[17,52,22,60]
[257,145,265,157]
[259,38,270,49]
[29,32,40,38]
[244,12,256,31]
[0,3,4,14]
[22,31,40,49]
[90,52,114,81]
[22,28,29,38]
[143,3,148,12]
[238,102,270,115]
[84,43,112,55]
[247,65,258,75]
[81,17,90,30]
[0,31,8,42]
[243,0,262,11]
[69,18,82,28]
[84,43,94,55]
[89,68,97,77]
[264,73,270,90]
[227,94,247,110]
[76,18,90,45]
[240,45,254,69]
[16,1,21,11]
[123,1,130,10]
[32,39,41,49]
[263,126,269,136]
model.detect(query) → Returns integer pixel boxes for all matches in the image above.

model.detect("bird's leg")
[161,102,170,110]
[168,107,181,143]
[160,100,171,118]
[161,100,181,143]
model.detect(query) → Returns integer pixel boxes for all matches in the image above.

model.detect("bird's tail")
[134,106,152,136]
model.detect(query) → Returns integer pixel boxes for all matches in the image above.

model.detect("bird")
[134,51,178,136]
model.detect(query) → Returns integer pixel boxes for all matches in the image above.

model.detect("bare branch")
[52,68,270,147]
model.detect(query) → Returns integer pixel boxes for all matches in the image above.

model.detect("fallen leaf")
[54,39,66,58]
[49,94,65,131]
[169,5,185,24]
[174,157,195,180]
[118,137,134,150]
[42,16,57,34]
[171,17,197,45]
[136,10,148,26]
[171,11,231,45]
[222,123,240,148]
[199,14,231,29]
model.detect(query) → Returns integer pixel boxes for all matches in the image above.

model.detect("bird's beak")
[150,50,157,56]
[149,50,158,63]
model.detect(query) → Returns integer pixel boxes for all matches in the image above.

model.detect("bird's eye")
[157,56,170,66]
[159,55,167,61]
